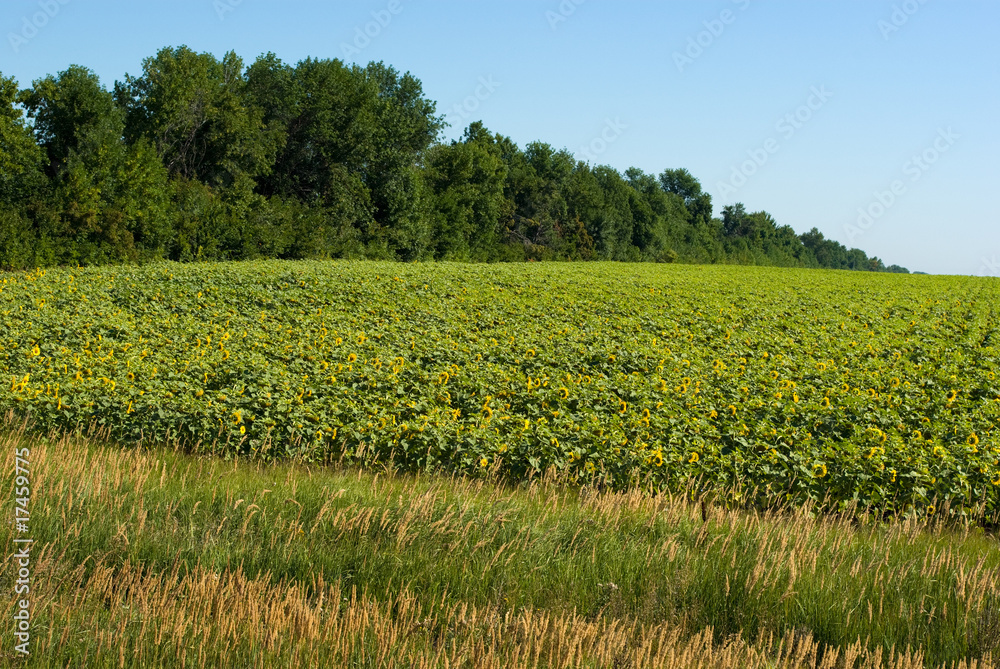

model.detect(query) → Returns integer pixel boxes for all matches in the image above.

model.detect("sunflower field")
[2,261,998,515]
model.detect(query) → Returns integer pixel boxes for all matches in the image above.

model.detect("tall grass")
[2,418,999,667]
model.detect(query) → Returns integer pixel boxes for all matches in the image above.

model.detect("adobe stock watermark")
[8,0,71,53]
[878,0,931,40]
[577,118,628,164]
[546,0,587,30]
[845,127,958,244]
[12,444,32,656]
[213,0,242,21]
[445,76,502,129]
[340,0,404,60]
[979,256,1000,278]
[716,86,833,201]
[674,0,751,73]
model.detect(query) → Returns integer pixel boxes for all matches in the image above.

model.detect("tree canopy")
[0,47,907,274]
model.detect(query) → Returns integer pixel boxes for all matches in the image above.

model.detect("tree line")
[0,46,908,273]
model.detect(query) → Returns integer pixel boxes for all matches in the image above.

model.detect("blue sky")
[2,0,997,275]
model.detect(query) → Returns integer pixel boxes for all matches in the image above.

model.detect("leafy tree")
[19,66,117,178]
[660,167,713,224]
[115,46,276,191]
[424,122,508,260]
[2,49,910,272]
[20,65,171,264]
[0,72,44,207]
[246,55,442,259]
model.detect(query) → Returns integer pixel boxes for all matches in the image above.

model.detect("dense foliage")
[2,260,994,515]
[1,47,906,271]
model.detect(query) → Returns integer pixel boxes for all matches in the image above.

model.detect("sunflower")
[347,353,357,363]
[559,387,570,399]
[480,457,489,468]
[968,433,980,447]
[812,463,828,479]
[688,452,699,464]
[946,389,958,402]
[820,397,831,408]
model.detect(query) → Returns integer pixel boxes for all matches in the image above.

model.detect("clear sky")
[2,0,997,275]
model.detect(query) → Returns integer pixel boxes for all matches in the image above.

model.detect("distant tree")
[18,65,116,179]
[115,46,276,191]
[245,55,443,259]
[660,167,713,225]
[424,122,508,260]
[21,65,171,263]
[0,72,44,206]
[2,50,911,272]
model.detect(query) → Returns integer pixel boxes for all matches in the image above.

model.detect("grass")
[2,418,1000,667]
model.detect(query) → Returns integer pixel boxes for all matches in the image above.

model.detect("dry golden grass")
[2,418,1000,667]
[10,557,996,669]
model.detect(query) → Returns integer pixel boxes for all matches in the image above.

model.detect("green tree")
[21,65,171,264]
[246,56,442,259]
[424,122,508,260]
[19,65,116,178]
[0,72,44,207]
[115,46,277,191]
